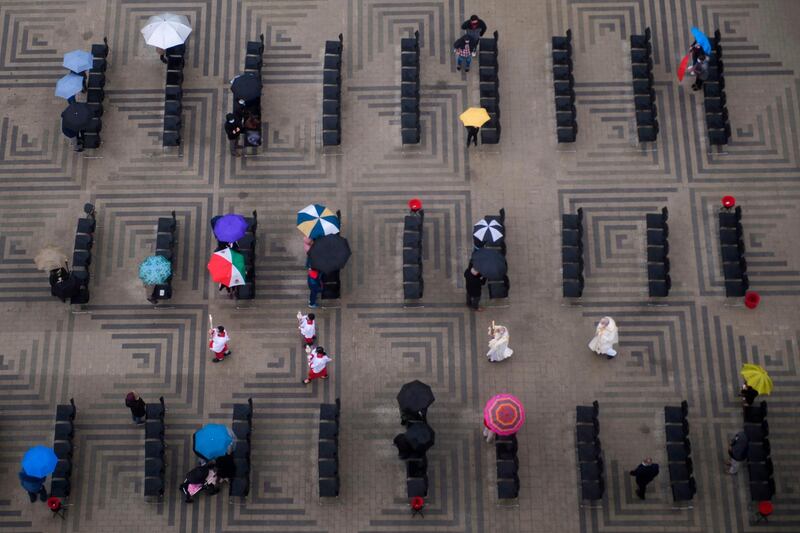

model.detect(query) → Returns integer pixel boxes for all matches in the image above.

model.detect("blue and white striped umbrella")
[296,204,340,239]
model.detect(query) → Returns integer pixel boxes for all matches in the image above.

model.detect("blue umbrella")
[296,204,340,239]
[139,255,172,285]
[55,73,84,99]
[690,27,712,55]
[213,214,248,243]
[21,446,58,478]
[63,50,93,73]
[193,424,233,460]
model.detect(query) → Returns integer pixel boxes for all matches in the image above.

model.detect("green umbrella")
[139,255,172,285]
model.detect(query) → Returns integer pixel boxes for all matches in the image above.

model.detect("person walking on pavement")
[303,345,333,384]
[224,113,243,156]
[464,263,485,310]
[125,391,147,424]
[588,316,619,359]
[209,325,232,363]
[453,34,478,72]
[461,14,488,41]
[18,471,48,503]
[307,268,322,308]
[465,125,479,147]
[297,311,316,345]
[726,430,748,474]
[629,458,659,499]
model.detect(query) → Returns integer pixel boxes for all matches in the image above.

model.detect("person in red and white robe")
[297,311,316,345]
[209,325,231,363]
[303,346,332,384]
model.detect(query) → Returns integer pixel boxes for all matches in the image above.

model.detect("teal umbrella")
[138,255,172,285]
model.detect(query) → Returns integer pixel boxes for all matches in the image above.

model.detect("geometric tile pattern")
[0,1,799,532]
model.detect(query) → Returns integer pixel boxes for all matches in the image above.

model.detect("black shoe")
[29,493,37,503]
[39,490,48,502]
[636,489,645,500]
[211,358,221,363]
[456,66,461,71]
[465,68,470,72]
[225,351,232,356]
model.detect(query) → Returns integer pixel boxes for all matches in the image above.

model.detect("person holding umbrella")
[55,73,85,104]
[397,380,435,424]
[739,363,773,405]
[141,13,192,62]
[63,50,93,92]
[484,394,525,443]
[19,446,57,503]
[307,268,322,308]
[459,107,490,148]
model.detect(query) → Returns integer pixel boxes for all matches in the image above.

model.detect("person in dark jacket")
[462,15,487,41]
[224,113,243,156]
[464,263,485,310]
[453,34,478,72]
[740,383,758,406]
[629,457,659,499]
[465,125,480,147]
[726,430,748,474]
[18,471,48,503]
[307,268,322,308]
[125,391,146,424]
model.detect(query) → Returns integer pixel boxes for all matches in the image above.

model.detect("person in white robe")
[297,311,316,345]
[588,317,619,359]
[486,323,513,362]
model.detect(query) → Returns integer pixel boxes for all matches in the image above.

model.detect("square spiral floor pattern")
[0,1,799,532]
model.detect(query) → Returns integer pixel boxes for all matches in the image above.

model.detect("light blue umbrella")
[690,27,712,55]
[55,73,84,99]
[63,50,93,73]
[21,446,58,478]
[139,255,172,285]
[193,424,233,460]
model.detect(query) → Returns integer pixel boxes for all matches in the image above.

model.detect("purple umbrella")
[213,214,248,242]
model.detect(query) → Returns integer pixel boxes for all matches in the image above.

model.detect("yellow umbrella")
[459,107,491,128]
[740,364,773,395]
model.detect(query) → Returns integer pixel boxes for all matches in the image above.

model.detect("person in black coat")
[461,15,488,40]
[464,262,485,310]
[629,457,659,499]
[125,391,146,424]
[224,113,243,156]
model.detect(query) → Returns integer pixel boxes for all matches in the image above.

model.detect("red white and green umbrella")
[207,248,246,287]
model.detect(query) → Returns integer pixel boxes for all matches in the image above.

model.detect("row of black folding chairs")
[242,36,264,151]
[403,209,423,299]
[143,399,167,501]
[50,399,76,500]
[400,31,421,145]
[576,401,603,501]
[323,34,343,146]
[80,37,109,150]
[150,211,176,303]
[646,207,670,296]
[478,31,500,144]
[319,399,341,497]
[552,30,576,143]
[70,207,96,305]
[705,31,730,146]
[664,401,696,505]
[495,434,519,499]
[228,398,253,500]
[718,205,748,297]
[562,208,584,297]
[743,402,775,501]
[162,45,187,148]
[630,29,658,142]
[143,397,165,501]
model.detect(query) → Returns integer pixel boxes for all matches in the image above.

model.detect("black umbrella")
[397,380,435,413]
[405,422,435,453]
[231,72,261,102]
[185,464,211,484]
[470,248,507,280]
[61,102,91,132]
[308,234,351,274]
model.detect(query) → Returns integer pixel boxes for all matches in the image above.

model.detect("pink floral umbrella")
[484,394,525,436]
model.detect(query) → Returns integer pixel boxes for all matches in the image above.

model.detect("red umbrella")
[677,53,691,82]
[484,394,525,436]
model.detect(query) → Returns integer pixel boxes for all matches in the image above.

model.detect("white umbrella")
[473,219,504,244]
[141,13,192,49]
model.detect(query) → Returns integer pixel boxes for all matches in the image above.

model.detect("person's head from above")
[599,317,611,327]
[308,268,319,279]
[226,113,235,123]
[307,313,315,321]
[471,267,480,276]
[217,325,225,334]
[642,457,653,465]
[470,14,479,26]
[126,391,138,401]
[315,346,326,356]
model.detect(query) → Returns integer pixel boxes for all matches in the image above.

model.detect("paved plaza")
[1,0,800,531]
